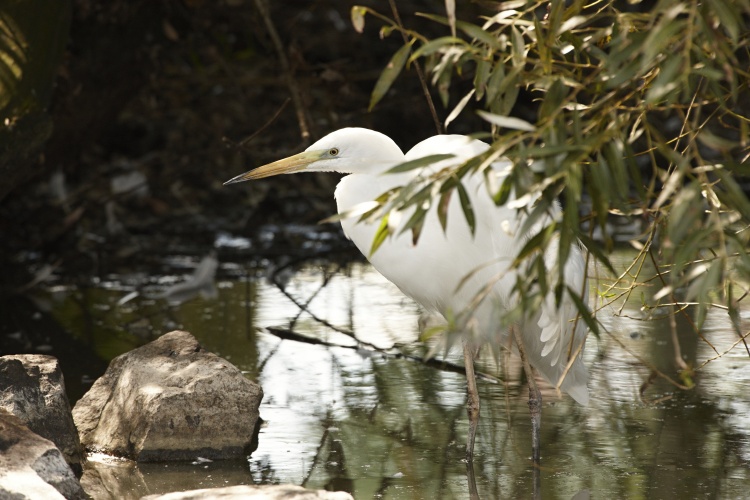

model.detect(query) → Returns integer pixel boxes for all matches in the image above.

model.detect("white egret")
[225,127,589,464]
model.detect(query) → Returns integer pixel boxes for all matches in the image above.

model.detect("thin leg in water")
[511,326,542,466]
[463,340,480,461]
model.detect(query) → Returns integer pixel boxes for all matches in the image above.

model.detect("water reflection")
[32,256,750,499]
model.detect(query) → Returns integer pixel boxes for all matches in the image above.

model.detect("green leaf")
[369,41,414,111]
[398,206,428,243]
[645,55,684,103]
[477,110,536,131]
[369,212,391,256]
[438,189,452,232]
[445,88,475,129]
[511,25,525,67]
[385,154,455,174]
[687,260,723,330]
[709,0,740,43]
[491,173,513,206]
[565,285,601,340]
[538,79,566,121]
[715,169,750,223]
[473,56,491,101]
[410,36,466,60]
[456,181,476,235]
[577,233,617,276]
[485,61,506,104]
[515,222,556,265]
[445,0,456,37]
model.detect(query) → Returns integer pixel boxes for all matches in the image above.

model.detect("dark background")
[0,0,493,289]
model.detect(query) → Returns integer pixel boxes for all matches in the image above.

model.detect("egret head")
[224,128,404,184]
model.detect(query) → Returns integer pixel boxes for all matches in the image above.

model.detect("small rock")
[140,484,354,499]
[72,330,263,461]
[0,354,84,472]
[0,409,86,499]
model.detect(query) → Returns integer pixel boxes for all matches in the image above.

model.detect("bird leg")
[463,340,480,461]
[511,326,542,466]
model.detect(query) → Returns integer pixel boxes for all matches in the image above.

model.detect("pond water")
[26,251,750,499]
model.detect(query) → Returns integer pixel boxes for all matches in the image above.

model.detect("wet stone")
[72,330,263,461]
[0,354,84,472]
[0,409,86,499]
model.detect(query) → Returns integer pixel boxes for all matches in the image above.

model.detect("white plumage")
[224,126,590,460]
[331,128,589,406]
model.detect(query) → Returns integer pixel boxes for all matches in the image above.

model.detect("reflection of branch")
[269,259,501,382]
[265,326,500,383]
[270,262,358,339]
[253,0,311,143]
[301,410,333,487]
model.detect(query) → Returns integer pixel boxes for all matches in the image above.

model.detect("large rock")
[72,330,263,461]
[0,409,87,499]
[0,354,83,472]
[141,484,354,499]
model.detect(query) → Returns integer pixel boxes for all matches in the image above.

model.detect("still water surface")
[38,255,750,499]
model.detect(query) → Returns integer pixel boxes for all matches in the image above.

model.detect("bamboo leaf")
[456,182,476,235]
[369,213,391,256]
[511,25,525,67]
[491,173,513,206]
[445,0,456,37]
[565,285,601,340]
[515,222,556,264]
[385,154,455,174]
[577,233,616,276]
[445,89,475,129]
[477,110,536,132]
[369,41,414,111]
[410,36,466,60]
[398,206,427,238]
[438,189,452,232]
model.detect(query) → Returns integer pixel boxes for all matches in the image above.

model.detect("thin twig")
[254,0,312,143]
[224,98,291,150]
[388,0,442,135]
[264,326,501,383]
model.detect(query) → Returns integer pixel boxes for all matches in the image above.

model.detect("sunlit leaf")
[445,0,456,37]
[477,110,536,132]
[351,6,367,33]
[410,36,466,61]
[445,88,475,129]
[369,212,391,256]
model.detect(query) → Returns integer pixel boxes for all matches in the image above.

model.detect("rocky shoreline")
[0,330,352,499]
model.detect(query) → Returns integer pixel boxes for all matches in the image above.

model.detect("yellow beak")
[223,150,325,185]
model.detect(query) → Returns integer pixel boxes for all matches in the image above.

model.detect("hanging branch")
[387,0,442,135]
[253,0,312,144]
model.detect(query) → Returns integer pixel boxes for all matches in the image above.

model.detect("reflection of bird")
[225,127,589,464]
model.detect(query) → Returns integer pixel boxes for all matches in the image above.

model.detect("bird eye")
[329,148,339,156]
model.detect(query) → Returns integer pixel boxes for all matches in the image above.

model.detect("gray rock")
[0,354,83,472]
[72,330,263,461]
[140,484,354,499]
[0,409,87,499]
